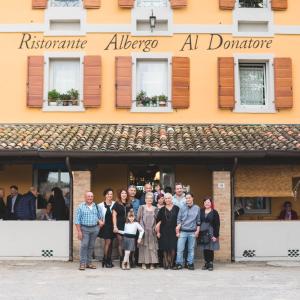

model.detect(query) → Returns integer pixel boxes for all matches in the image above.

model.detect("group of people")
[75,183,221,272]
[0,185,69,221]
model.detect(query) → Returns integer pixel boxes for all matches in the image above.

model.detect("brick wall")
[213,171,232,262]
[72,171,91,260]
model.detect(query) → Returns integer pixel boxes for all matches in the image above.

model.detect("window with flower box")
[132,54,172,112]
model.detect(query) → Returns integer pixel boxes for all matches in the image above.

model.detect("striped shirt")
[75,202,102,226]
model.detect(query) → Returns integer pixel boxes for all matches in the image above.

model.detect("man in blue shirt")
[75,192,103,271]
[128,185,140,217]
[175,193,200,270]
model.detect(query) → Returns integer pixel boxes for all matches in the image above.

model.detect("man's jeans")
[176,231,196,265]
[80,225,99,265]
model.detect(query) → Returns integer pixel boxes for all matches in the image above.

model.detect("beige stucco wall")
[0,1,299,124]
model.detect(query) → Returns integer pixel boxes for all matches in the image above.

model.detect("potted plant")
[67,89,79,106]
[151,96,158,107]
[48,89,60,106]
[60,93,72,106]
[158,95,168,107]
[136,90,146,107]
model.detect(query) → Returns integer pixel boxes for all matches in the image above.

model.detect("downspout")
[65,156,74,262]
[231,157,238,262]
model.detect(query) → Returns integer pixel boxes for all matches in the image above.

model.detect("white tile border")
[1,24,300,35]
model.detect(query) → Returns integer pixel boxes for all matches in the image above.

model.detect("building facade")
[0,0,300,262]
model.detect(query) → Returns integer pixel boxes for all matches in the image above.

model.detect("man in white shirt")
[173,183,186,209]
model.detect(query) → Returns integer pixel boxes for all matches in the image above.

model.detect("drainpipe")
[231,157,238,262]
[65,156,73,262]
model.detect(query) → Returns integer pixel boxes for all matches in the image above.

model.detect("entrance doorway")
[128,164,174,197]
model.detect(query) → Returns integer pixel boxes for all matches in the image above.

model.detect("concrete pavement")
[0,261,300,300]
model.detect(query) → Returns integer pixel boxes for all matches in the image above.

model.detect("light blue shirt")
[173,194,186,209]
[75,202,102,226]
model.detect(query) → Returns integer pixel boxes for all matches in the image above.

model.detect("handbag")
[199,229,211,245]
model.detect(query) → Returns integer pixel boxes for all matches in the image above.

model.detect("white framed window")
[132,0,173,36]
[132,53,172,113]
[238,0,267,8]
[235,197,271,214]
[43,53,84,112]
[233,0,273,37]
[234,54,275,113]
[49,0,82,7]
[45,0,86,36]
[137,0,168,7]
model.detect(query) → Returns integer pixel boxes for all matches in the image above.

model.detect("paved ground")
[0,261,300,300]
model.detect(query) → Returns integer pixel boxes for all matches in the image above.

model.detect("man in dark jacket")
[139,183,154,205]
[5,185,22,220]
[14,187,38,220]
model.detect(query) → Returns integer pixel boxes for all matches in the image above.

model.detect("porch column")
[72,171,91,260]
[213,171,231,262]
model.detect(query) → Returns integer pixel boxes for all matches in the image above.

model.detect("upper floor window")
[137,0,168,7]
[239,0,267,8]
[49,0,82,7]
[239,63,266,106]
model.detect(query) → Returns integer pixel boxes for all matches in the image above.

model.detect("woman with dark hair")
[49,187,68,221]
[278,201,298,220]
[98,188,115,268]
[199,197,220,271]
[112,189,133,267]
[156,193,179,269]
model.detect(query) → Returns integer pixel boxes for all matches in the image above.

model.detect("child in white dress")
[118,211,144,270]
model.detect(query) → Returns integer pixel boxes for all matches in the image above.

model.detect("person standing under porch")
[98,188,115,268]
[175,193,200,270]
[113,189,133,267]
[156,193,179,269]
[5,185,22,220]
[137,192,159,270]
[173,183,186,209]
[199,197,220,271]
[75,192,103,271]
[139,182,153,205]
[127,185,140,267]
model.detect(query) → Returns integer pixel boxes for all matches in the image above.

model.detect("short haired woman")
[98,188,115,268]
[137,192,159,270]
[199,197,220,271]
[112,189,133,267]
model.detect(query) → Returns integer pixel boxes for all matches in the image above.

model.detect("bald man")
[75,192,103,270]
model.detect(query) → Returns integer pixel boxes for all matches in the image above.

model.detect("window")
[233,0,273,36]
[132,0,173,36]
[235,197,271,214]
[239,0,267,8]
[234,55,275,113]
[239,63,266,106]
[45,0,86,36]
[49,0,82,7]
[132,54,172,112]
[137,0,168,7]
[44,53,84,111]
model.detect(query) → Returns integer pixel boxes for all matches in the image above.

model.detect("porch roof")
[0,124,300,158]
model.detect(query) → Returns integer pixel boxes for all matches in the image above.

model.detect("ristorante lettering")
[18,33,88,50]
[104,34,158,52]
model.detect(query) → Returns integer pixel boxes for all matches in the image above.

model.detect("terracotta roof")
[0,124,299,154]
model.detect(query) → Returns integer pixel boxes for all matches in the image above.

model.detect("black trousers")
[203,249,214,263]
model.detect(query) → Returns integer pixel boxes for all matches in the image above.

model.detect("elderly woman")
[137,192,159,270]
[156,193,179,269]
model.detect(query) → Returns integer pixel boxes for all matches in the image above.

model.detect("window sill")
[42,105,85,112]
[234,106,276,114]
[131,107,173,113]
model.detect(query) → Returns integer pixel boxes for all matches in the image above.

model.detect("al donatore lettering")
[180,34,273,51]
